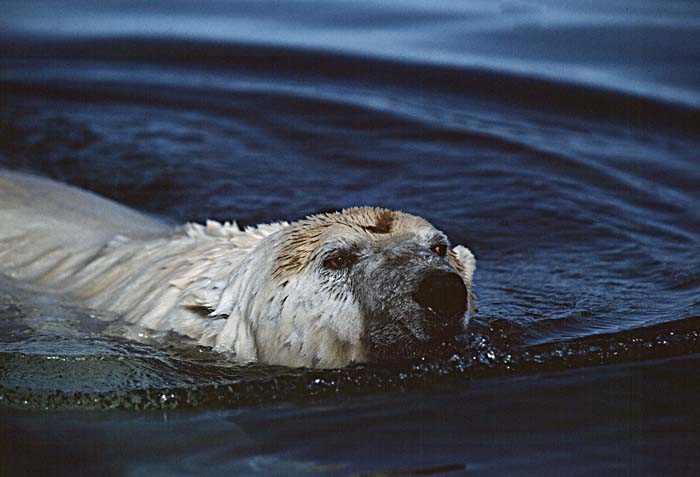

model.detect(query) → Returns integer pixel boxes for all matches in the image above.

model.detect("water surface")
[1,1,699,475]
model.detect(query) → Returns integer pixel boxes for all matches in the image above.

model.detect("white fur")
[0,169,474,368]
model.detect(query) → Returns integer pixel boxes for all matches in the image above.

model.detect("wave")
[1,316,697,410]
[2,36,699,135]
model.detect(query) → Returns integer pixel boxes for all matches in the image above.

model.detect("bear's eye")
[432,243,448,257]
[323,251,355,270]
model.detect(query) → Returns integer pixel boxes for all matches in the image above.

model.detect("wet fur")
[0,169,475,368]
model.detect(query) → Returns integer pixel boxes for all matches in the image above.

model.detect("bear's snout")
[412,270,467,324]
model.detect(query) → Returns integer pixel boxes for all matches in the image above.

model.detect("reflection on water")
[4,0,700,106]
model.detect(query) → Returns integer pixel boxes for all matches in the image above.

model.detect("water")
[1,1,700,475]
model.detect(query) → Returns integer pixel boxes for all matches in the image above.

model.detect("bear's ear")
[448,245,476,287]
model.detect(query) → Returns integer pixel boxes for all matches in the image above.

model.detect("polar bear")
[0,169,475,368]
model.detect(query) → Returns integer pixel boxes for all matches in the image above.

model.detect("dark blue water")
[1,1,700,475]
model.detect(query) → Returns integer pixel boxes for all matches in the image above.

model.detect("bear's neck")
[41,220,286,347]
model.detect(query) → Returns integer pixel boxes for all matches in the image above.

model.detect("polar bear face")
[240,208,475,367]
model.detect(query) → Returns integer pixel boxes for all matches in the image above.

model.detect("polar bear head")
[213,207,475,368]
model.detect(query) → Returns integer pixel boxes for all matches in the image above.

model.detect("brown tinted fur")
[447,249,465,278]
[272,208,419,281]
[448,248,476,310]
[361,210,395,234]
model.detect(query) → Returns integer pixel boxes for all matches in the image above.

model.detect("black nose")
[412,271,468,320]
